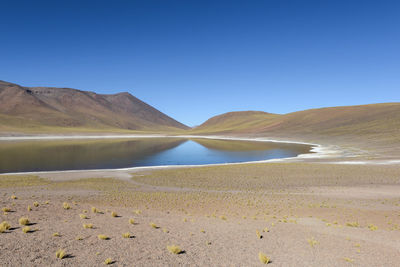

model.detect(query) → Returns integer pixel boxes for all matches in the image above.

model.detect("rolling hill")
[192,103,400,155]
[0,80,188,133]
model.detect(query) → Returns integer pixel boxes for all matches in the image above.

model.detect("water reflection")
[0,138,312,173]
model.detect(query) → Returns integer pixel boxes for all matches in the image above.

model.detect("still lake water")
[0,138,313,173]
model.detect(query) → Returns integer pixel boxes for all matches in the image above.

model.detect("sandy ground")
[1,162,400,266]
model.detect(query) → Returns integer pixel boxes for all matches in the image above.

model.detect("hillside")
[192,103,400,155]
[0,80,188,133]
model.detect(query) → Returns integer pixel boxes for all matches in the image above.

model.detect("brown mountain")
[0,80,188,133]
[192,103,400,155]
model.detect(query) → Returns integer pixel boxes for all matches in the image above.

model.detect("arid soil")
[1,162,400,266]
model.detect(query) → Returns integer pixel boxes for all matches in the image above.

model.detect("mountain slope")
[0,80,188,133]
[192,103,400,155]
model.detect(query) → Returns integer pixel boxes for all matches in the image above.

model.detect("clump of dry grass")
[258,252,270,264]
[344,257,354,263]
[163,228,169,233]
[104,258,113,265]
[2,207,11,212]
[111,211,118,217]
[98,234,109,240]
[19,217,30,225]
[56,249,66,259]
[79,214,88,219]
[33,201,39,207]
[122,232,131,238]
[368,224,378,231]
[83,223,94,229]
[346,222,359,227]
[76,236,83,240]
[0,221,11,233]
[22,226,31,233]
[53,232,60,237]
[11,195,17,199]
[308,237,318,247]
[134,209,142,215]
[150,222,159,229]
[91,207,99,213]
[129,218,135,224]
[256,230,262,239]
[27,206,32,211]
[63,202,71,210]
[167,245,182,254]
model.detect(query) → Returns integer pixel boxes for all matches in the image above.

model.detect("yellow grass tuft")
[22,226,31,233]
[346,222,359,227]
[162,228,169,233]
[75,236,83,240]
[134,209,142,214]
[27,205,32,211]
[11,195,17,199]
[111,211,118,217]
[256,230,262,239]
[0,221,11,233]
[83,223,94,229]
[258,252,270,264]
[19,217,30,225]
[53,232,60,237]
[308,237,318,247]
[79,214,88,219]
[129,218,135,224]
[263,227,269,232]
[344,257,354,263]
[56,249,66,259]
[150,222,159,229]
[91,207,98,213]
[45,200,50,204]
[368,224,378,231]
[167,245,182,254]
[104,258,113,265]
[33,201,39,207]
[219,215,227,220]
[2,207,11,212]
[98,234,109,240]
[122,232,131,238]
[63,202,71,210]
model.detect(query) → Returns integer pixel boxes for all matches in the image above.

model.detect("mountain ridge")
[0,80,188,132]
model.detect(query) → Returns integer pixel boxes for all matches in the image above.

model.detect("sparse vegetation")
[258,252,270,264]
[80,214,88,219]
[98,234,109,240]
[111,211,118,217]
[19,217,30,225]
[129,218,135,224]
[0,221,11,233]
[22,226,31,233]
[56,249,66,259]
[122,232,131,238]
[63,202,71,210]
[104,258,113,265]
[83,223,94,229]
[33,201,39,207]
[167,245,182,254]
[150,222,159,229]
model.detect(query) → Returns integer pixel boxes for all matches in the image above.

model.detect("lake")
[0,137,313,173]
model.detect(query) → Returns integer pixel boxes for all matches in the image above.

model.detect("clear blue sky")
[1,0,399,126]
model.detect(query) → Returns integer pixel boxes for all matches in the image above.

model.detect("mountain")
[192,103,400,155]
[0,80,188,133]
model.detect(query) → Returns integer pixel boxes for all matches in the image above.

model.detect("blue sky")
[1,0,399,126]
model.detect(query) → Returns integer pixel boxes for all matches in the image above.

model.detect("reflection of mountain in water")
[191,138,312,154]
[0,138,186,173]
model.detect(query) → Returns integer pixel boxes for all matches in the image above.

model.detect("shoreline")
[1,134,399,177]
